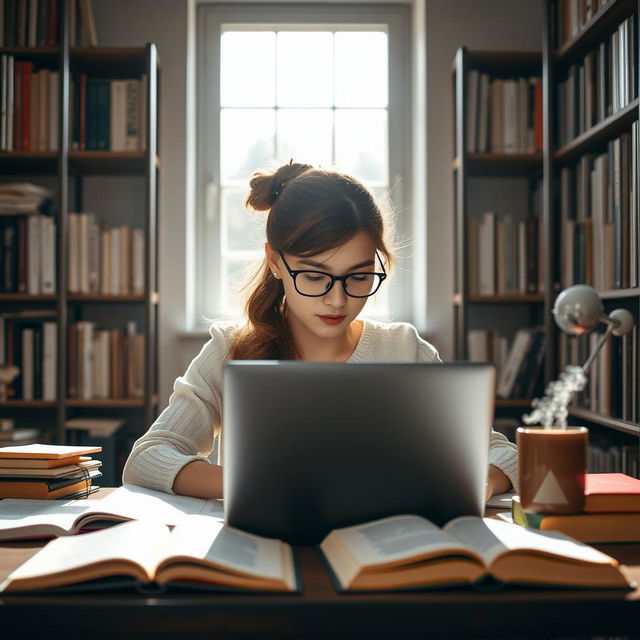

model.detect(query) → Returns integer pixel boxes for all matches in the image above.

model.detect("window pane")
[221,109,276,183]
[277,109,333,167]
[335,32,388,107]
[277,32,333,107]
[335,109,388,184]
[221,259,258,312]
[221,32,275,107]
[222,188,266,252]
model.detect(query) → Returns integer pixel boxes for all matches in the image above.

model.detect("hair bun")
[245,161,313,211]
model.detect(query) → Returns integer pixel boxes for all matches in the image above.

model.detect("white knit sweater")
[122,318,519,493]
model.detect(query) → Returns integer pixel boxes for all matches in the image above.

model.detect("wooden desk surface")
[0,491,638,640]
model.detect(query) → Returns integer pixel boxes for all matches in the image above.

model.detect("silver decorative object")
[522,285,635,427]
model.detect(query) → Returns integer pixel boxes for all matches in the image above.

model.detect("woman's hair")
[228,161,395,361]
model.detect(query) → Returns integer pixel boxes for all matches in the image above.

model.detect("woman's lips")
[318,315,347,325]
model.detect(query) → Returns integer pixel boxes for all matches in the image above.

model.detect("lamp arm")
[581,322,615,375]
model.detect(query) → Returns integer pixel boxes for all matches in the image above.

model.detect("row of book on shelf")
[560,326,639,424]
[0,313,144,401]
[0,473,636,593]
[468,326,545,401]
[467,210,543,296]
[465,71,542,154]
[69,211,145,296]
[0,0,98,48]
[555,0,613,47]
[0,56,147,152]
[559,125,639,291]
[588,439,640,478]
[557,15,637,147]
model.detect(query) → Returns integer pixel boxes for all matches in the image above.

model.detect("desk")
[0,493,638,640]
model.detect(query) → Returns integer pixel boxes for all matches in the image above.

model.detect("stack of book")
[0,444,103,500]
[510,473,640,543]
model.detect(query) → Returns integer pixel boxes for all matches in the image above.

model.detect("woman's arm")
[486,464,511,500]
[172,460,223,499]
[122,328,229,495]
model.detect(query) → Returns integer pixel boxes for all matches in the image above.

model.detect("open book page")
[444,517,618,567]
[327,515,483,569]
[0,521,170,592]
[0,498,95,539]
[159,514,295,588]
[78,484,224,528]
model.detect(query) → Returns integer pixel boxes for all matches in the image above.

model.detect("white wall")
[91,0,543,412]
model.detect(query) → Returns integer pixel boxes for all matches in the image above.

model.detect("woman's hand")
[485,464,511,501]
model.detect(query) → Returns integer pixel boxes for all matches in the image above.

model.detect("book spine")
[42,320,56,401]
[32,322,43,400]
[26,214,40,294]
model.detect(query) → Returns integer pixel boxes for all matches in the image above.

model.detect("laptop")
[223,361,495,545]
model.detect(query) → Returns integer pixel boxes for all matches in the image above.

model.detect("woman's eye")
[351,274,370,282]
[302,274,324,282]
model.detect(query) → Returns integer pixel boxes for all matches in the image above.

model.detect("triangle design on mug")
[532,469,569,505]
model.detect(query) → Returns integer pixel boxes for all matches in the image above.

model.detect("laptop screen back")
[223,361,495,544]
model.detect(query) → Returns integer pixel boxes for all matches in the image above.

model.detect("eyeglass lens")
[295,272,382,297]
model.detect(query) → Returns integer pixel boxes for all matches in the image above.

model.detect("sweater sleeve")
[415,328,518,491]
[122,326,228,494]
[488,430,519,492]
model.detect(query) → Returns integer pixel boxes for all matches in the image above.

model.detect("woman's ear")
[264,243,281,279]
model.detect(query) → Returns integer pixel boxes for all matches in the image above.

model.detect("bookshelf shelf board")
[70,47,148,76]
[68,151,154,175]
[555,99,639,165]
[0,294,57,302]
[66,398,152,409]
[451,50,541,75]
[570,407,640,436]
[468,294,545,303]
[598,287,640,300]
[495,399,533,408]
[0,151,58,174]
[554,0,636,67]
[68,294,147,303]
[453,153,543,176]
[0,46,59,62]
[0,400,57,409]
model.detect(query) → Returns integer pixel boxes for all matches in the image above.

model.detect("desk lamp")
[522,284,635,427]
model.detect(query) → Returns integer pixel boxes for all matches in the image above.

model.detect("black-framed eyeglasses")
[277,251,387,298]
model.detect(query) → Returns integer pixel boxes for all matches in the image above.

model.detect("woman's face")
[267,231,379,341]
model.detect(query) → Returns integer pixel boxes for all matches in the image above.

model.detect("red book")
[21,62,33,151]
[13,63,23,151]
[584,473,640,513]
[47,0,59,46]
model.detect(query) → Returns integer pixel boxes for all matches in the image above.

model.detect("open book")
[319,514,634,591]
[0,484,224,540]
[0,516,298,593]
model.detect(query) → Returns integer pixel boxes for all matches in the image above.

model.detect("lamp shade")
[552,284,603,335]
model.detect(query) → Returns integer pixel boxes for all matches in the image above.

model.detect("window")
[196,4,411,325]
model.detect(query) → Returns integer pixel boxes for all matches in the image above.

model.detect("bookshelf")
[452,47,547,414]
[0,0,160,482]
[543,0,639,476]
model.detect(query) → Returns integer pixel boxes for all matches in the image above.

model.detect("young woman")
[123,162,517,500]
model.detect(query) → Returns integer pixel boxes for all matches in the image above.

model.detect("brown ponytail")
[228,162,394,361]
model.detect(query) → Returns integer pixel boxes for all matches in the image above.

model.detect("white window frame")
[195,2,413,326]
